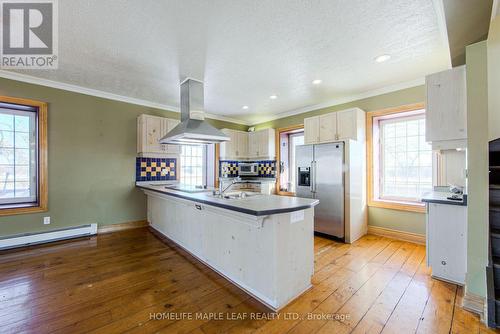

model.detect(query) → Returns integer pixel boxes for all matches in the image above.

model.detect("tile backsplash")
[136,157,177,182]
[220,160,239,178]
[219,160,276,178]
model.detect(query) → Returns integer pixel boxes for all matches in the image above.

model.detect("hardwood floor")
[0,227,497,334]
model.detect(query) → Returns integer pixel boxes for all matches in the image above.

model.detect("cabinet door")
[146,116,163,153]
[319,113,337,142]
[248,132,257,158]
[337,109,358,140]
[219,129,233,159]
[232,131,240,157]
[426,66,467,142]
[304,116,320,144]
[166,119,181,154]
[427,203,467,284]
[237,131,248,158]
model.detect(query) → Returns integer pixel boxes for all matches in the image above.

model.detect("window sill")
[0,204,47,216]
[368,199,426,213]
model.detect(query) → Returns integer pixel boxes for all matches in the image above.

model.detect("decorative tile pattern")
[220,160,239,178]
[219,160,276,178]
[136,157,176,181]
[258,161,276,178]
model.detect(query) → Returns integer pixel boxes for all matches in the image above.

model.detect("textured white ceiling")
[7,0,450,124]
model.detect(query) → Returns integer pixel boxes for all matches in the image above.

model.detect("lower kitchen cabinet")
[426,202,467,285]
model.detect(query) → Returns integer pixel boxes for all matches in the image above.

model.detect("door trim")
[275,124,304,195]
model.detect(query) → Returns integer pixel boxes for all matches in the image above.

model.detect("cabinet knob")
[441,260,446,266]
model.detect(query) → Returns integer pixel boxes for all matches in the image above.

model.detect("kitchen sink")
[210,191,261,200]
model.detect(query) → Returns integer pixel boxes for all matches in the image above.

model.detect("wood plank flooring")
[0,227,497,334]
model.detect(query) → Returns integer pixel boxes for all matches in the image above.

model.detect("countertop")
[421,189,467,206]
[136,181,318,216]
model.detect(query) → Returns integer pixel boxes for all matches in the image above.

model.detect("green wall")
[0,77,245,236]
[253,85,427,235]
[465,41,489,298]
[488,17,500,141]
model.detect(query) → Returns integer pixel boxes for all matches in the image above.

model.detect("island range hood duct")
[159,78,230,145]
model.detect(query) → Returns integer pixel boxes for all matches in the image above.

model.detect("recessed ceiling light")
[242,105,249,110]
[312,79,322,85]
[269,95,277,99]
[375,54,391,63]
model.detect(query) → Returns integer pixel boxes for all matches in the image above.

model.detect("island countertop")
[136,181,319,216]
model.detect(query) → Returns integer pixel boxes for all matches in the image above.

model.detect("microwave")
[238,162,259,176]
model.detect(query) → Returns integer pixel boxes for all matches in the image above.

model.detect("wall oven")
[238,162,259,176]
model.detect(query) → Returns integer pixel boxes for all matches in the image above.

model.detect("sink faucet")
[216,176,242,197]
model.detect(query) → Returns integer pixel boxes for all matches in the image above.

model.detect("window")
[367,103,430,212]
[180,145,207,186]
[0,97,47,215]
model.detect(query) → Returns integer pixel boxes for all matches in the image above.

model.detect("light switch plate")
[43,217,50,225]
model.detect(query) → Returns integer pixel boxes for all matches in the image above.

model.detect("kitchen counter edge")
[136,184,319,216]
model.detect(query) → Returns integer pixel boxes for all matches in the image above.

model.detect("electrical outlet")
[43,217,50,225]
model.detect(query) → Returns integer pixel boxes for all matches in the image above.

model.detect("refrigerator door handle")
[310,161,314,193]
[311,161,317,193]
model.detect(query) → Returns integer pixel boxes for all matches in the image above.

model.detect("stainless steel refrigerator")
[296,142,345,239]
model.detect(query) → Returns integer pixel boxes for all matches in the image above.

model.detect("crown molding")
[249,77,425,125]
[0,70,424,127]
[492,0,499,22]
[0,70,251,126]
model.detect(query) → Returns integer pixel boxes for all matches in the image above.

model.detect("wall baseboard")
[97,220,149,234]
[463,291,486,322]
[367,225,425,245]
[0,224,98,250]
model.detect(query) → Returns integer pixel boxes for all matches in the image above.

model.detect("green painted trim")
[465,41,489,298]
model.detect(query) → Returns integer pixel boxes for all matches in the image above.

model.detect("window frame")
[366,103,427,213]
[275,124,305,196]
[0,96,47,216]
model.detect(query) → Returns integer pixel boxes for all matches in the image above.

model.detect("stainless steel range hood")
[159,78,230,145]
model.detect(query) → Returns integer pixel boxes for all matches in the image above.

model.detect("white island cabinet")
[140,184,318,311]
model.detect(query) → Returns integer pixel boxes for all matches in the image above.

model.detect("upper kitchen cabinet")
[426,66,467,150]
[237,131,248,158]
[251,128,275,159]
[220,128,275,160]
[137,114,181,156]
[219,129,238,159]
[304,108,364,144]
[304,115,320,144]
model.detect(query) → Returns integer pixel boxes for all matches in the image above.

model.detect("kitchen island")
[137,181,319,311]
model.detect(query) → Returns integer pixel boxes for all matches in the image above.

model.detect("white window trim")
[376,112,431,204]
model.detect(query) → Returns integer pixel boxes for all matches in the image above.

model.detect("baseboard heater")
[0,224,98,251]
